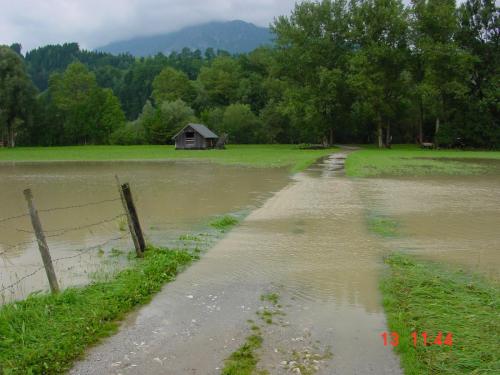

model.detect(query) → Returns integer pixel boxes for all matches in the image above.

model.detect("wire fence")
[0,183,144,301]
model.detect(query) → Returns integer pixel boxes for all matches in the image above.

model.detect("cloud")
[0,0,295,52]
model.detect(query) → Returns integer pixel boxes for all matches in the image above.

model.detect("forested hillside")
[1,0,498,148]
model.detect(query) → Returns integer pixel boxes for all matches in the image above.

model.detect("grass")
[0,145,335,173]
[367,214,400,238]
[0,247,193,374]
[345,145,500,177]
[221,330,265,375]
[210,215,239,231]
[381,252,500,375]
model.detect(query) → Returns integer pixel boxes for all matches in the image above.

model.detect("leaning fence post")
[118,181,146,257]
[23,188,60,294]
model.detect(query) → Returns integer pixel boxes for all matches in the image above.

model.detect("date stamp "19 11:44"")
[381,331,453,347]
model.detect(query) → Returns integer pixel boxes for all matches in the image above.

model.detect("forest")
[0,0,498,148]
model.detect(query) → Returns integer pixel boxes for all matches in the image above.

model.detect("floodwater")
[71,153,402,375]
[357,174,500,280]
[0,161,290,302]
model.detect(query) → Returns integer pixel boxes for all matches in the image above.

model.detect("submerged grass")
[345,145,500,177]
[210,215,239,231]
[0,247,193,374]
[221,331,265,375]
[367,214,399,238]
[381,252,500,375]
[0,145,335,173]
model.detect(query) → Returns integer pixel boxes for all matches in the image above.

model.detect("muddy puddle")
[0,161,290,302]
[357,174,500,280]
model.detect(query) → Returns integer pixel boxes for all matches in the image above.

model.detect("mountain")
[97,20,273,56]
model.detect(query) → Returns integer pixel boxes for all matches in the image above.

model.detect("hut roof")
[172,123,219,140]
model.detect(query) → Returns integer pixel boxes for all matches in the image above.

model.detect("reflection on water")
[0,161,290,302]
[357,174,500,280]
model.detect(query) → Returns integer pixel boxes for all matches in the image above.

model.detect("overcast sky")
[0,0,297,52]
[1,0,469,53]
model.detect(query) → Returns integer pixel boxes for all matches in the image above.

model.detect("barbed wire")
[0,234,129,294]
[15,214,126,237]
[0,266,45,294]
[53,234,128,262]
[0,213,29,225]
[37,197,122,213]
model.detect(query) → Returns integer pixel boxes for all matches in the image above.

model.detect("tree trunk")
[434,117,440,148]
[377,123,383,148]
[418,99,424,144]
[329,127,334,146]
[385,122,391,149]
[7,121,15,148]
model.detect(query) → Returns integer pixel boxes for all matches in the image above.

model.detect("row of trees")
[1,0,498,148]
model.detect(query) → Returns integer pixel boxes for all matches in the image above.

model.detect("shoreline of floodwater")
[0,215,240,374]
[366,211,500,374]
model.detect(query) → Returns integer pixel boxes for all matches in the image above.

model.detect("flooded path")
[71,153,402,375]
[0,162,290,302]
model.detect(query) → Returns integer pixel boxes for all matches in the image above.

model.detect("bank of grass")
[345,145,500,177]
[381,252,500,375]
[0,247,193,374]
[0,145,335,173]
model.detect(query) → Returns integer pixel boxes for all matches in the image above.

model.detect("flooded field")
[358,174,500,280]
[0,161,290,302]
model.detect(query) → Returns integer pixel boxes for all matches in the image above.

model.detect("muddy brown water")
[71,154,403,375]
[0,161,290,302]
[357,174,500,280]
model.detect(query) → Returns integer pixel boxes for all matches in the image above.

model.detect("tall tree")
[151,67,196,105]
[272,0,353,144]
[410,0,472,145]
[0,46,36,147]
[349,0,410,148]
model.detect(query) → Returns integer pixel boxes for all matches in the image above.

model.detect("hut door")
[185,131,195,147]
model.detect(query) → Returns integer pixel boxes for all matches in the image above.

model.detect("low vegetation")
[367,214,399,238]
[0,145,334,173]
[221,330,265,375]
[209,215,240,231]
[345,146,500,177]
[0,247,193,374]
[381,252,499,375]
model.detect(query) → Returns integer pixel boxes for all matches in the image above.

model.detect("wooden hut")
[172,123,219,150]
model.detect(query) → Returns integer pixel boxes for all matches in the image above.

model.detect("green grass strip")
[381,252,500,374]
[0,145,335,173]
[0,247,193,374]
[345,145,500,177]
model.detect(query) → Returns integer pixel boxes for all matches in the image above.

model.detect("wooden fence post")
[119,182,146,257]
[23,188,60,294]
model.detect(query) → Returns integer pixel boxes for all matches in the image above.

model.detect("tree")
[272,0,353,144]
[221,104,262,143]
[198,56,242,107]
[0,46,36,147]
[142,99,196,144]
[151,67,196,105]
[349,0,410,148]
[410,0,472,145]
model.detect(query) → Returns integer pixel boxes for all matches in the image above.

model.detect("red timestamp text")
[380,331,453,347]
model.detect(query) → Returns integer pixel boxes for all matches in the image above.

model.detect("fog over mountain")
[97,20,273,56]
[0,0,293,52]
